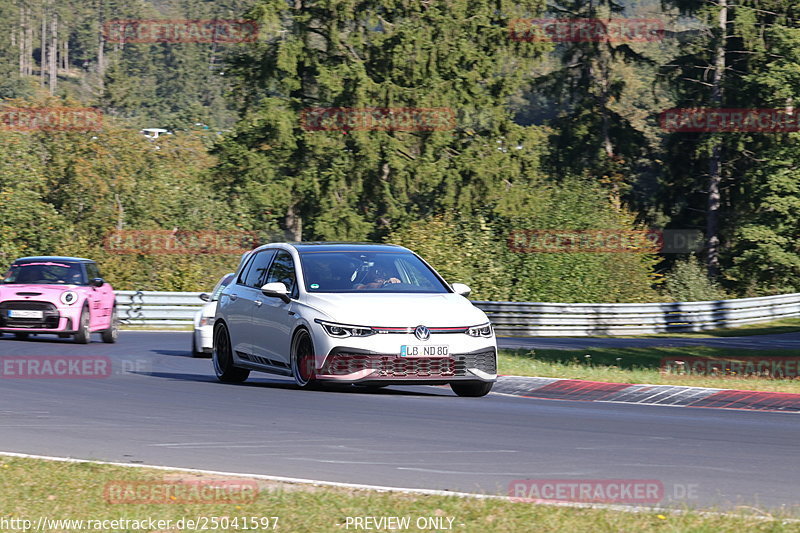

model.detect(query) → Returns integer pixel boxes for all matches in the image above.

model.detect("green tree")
[217,0,550,241]
[522,0,656,205]
[661,0,800,293]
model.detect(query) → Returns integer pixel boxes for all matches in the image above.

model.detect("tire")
[212,323,249,383]
[291,328,317,389]
[14,332,29,340]
[101,306,119,344]
[450,381,494,397]
[73,307,91,344]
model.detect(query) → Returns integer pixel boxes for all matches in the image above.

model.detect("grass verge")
[0,456,796,532]
[619,317,800,338]
[499,347,800,393]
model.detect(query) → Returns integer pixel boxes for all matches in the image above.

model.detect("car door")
[84,262,111,329]
[224,249,276,360]
[251,250,297,369]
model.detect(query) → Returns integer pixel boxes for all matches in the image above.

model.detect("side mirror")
[199,293,211,302]
[451,282,471,297]
[91,278,105,287]
[260,282,291,303]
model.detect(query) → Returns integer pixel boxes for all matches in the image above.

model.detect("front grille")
[321,348,497,378]
[457,348,497,374]
[323,354,459,377]
[0,300,60,329]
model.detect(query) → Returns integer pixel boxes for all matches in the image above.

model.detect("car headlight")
[315,319,376,338]
[466,323,493,338]
[60,291,78,305]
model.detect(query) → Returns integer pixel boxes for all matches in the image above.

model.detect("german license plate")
[8,309,43,319]
[400,345,449,357]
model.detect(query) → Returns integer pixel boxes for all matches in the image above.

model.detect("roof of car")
[13,256,94,263]
[287,242,410,253]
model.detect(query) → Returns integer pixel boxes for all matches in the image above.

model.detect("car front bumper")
[315,347,497,384]
[0,300,83,333]
[310,328,497,383]
[197,324,214,352]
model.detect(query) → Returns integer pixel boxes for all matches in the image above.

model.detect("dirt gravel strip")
[494,376,800,412]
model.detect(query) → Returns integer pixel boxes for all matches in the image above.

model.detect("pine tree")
[216,0,550,241]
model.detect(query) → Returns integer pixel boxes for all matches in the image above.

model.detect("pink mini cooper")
[0,256,118,343]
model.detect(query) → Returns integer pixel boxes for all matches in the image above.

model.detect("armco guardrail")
[115,291,800,336]
[116,291,205,327]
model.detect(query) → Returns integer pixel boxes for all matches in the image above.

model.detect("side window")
[242,250,276,288]
[265,251,297,296]
[85,263,101,280]
[211,274,235,301]
[237,254,255,285]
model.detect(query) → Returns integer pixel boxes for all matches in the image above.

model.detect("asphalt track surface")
[0,332,798,514]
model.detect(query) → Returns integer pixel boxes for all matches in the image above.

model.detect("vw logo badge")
[414,325,430,341]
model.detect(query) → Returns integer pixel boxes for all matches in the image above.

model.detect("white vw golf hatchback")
[213,242,497,396]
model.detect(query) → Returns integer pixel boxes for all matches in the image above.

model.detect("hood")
[302,292,489,327]
[0,284,81,301]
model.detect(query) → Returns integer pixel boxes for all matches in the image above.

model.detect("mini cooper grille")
[0,300,60,329]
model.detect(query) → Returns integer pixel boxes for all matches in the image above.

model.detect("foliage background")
[1,0,798,302]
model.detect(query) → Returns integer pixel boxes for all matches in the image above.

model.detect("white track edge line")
[1,451,797,523]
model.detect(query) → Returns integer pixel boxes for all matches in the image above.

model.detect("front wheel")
[291,329,317,389]
[73,307,90,344]
[101,307,119,344]
[212,323,249,383]
[450,381,493,397]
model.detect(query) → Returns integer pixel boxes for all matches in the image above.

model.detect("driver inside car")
[354,267,401,289]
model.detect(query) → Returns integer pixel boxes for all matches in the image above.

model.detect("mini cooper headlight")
[60,291,78,305]
[315,319,376,338]
[466,323,493,338]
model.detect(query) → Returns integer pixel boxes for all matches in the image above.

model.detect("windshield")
[2,261,87,285]
[299,251,449,293]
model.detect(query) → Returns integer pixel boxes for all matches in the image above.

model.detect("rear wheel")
[101,307,119,344]
[450,381,493,397]
[291,329,317,388]
[73,307,90,344]
[212,323,249,383]
[14,332,29,340]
